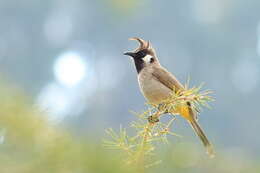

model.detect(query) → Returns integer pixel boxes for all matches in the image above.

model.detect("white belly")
[138,73,172,104]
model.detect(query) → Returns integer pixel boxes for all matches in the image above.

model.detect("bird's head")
[124,38,159,72]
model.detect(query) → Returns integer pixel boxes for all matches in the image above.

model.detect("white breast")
[138,68,172,104]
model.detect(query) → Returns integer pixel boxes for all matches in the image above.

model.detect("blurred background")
[0,0,260,172]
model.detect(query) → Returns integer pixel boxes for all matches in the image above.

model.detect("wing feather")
[152,66,184,92]
[152,66,198,120]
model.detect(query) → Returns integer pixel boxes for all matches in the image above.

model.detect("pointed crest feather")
[129,37,150,52]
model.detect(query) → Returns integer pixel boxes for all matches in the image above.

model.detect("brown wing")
[152,66,199,120]
[152,66,184,92]
[152,67,198,120]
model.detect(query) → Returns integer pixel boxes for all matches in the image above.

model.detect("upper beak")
[124,52,136,57]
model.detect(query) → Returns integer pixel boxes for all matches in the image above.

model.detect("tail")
[189,119,215,158]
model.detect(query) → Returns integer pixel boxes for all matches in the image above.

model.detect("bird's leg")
[158,103,170,114]
[147,103,168,124]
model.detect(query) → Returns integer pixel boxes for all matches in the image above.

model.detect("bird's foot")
[148,115,159,124]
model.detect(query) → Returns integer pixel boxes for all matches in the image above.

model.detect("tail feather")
[189,119,215,158]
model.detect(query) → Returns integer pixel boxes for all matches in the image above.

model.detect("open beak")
[124,52,136,58]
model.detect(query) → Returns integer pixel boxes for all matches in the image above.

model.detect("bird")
[124,37,215,157]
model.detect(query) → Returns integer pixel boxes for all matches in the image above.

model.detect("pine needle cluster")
[104,83,214,170]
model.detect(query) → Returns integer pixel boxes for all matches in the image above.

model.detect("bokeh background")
[0,0,260,172]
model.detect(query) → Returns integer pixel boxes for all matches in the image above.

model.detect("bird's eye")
[137,50,147,58]
[150,58,154,63]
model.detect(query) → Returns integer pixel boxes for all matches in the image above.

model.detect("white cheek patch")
[143,55,153,63]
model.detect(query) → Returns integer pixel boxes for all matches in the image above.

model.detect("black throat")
[133,58,145,74]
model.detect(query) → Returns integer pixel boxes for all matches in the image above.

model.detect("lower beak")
[124,52,136,57]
